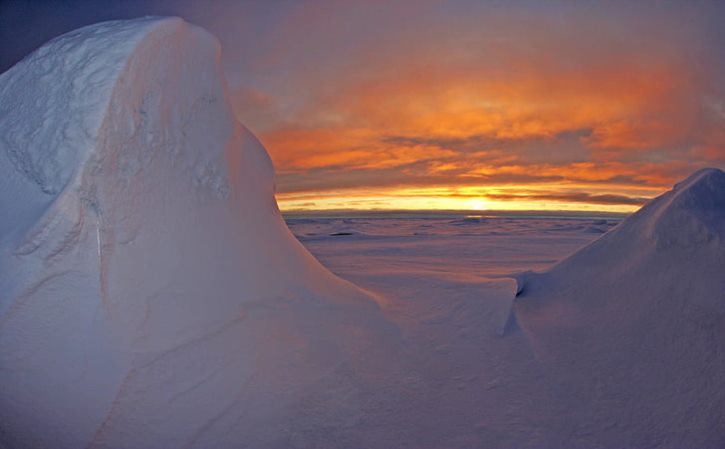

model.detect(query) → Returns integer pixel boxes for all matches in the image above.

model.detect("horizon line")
[280,208,630,218]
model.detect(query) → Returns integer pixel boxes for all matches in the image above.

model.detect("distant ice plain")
[287,212,619,284]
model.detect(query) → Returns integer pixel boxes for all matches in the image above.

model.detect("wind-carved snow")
[0,17,399,449]
[1,16,724,449]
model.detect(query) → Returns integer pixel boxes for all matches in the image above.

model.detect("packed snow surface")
[1,17,724,449]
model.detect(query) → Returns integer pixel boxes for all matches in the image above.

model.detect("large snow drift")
[2,15,724,449]
[514,168,725,448]
[0,17,397,449]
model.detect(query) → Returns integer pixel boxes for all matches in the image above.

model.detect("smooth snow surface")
[1,17,724,449]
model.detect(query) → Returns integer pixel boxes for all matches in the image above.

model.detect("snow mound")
[514,168,725,447]
[0,17,398,449]
[448,216,487,226]
[643,167,725,246]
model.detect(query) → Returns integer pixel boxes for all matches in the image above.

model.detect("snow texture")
[1,16,724,449]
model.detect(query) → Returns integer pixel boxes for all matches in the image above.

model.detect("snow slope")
[0,17,398,449]
[514,168,725,448]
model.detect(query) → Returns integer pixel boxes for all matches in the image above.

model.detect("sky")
[2,0,724,212]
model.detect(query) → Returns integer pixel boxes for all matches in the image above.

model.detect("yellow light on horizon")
[274,184,658,214]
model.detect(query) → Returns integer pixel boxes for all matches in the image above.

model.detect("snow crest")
[0,18,163,196]
[644,167,725,247]
[0,17,398,449]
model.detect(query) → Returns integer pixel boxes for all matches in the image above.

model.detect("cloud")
[246,2,725,210]
[3,0,724,211]
[481,192,649,206]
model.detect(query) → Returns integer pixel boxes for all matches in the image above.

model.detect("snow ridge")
[0,17,168,196]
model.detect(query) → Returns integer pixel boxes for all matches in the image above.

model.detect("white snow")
[1,16,724,449]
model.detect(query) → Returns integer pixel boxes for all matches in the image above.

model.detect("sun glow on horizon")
[274,182,662,213]
[470,200,487,211]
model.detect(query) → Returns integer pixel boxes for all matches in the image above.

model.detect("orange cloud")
[225,3,725,211]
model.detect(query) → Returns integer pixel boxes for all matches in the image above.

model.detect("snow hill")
[0,17,398,449]
[514,168,725,448]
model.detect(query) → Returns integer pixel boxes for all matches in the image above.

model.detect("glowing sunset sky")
[2,1,724,212]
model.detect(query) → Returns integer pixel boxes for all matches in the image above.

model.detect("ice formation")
[0,17,397,449]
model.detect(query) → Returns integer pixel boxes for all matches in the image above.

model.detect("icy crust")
[0,18,167,196]
[0,18,397,449]
[0,18,208,241]
[513,168,725,447]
